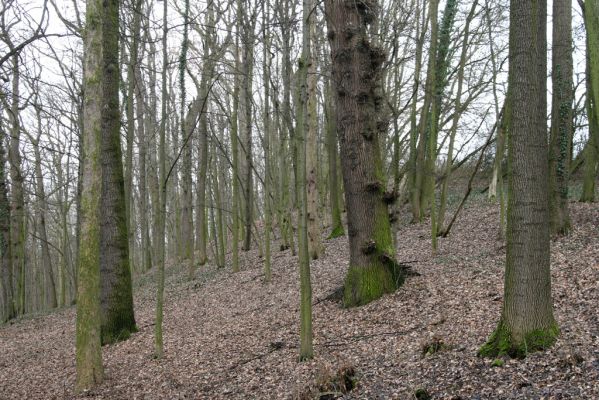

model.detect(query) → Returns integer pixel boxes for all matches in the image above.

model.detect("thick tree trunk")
[76,0,108,389]
[97,0,136,345]
[480,0,558,359]
[325,0,402,307]
[548,0,573,234]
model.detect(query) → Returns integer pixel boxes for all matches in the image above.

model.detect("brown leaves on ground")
[0,201,598,399]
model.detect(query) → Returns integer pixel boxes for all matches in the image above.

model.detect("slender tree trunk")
[409,1,425,222]
[414,0,438,222]
[297,0,313,360]
[241,23,254,253]
[179,0,193,264]
[124,0,142,272]
[262,0,272,282]
[581,0,599,202]
[548,0,573,234]
[154,0,168,359]
[231,34,241,273]
[306,13,323,260]
[136,48,151,272]
[438,0,478,234]
[279,2,295,254]
[0,126,13,322]
[8,54,25,316]
[324,79,344,239]
[29,115,57,310]
[480,0,558,358]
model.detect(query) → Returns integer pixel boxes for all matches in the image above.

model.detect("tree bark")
[581,0,599,202]
[325,0,402,307]
[0,124,13,322]
[324,78,344,239]
[480,0,558,359]
[548,0,573,234]
[8,54,26,316]
[298,0,314,360]
[76,0,107,389]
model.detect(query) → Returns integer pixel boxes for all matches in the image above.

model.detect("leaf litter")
[0,201,598,399]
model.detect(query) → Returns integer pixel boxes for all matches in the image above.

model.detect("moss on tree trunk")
[480,0,558,360]
[325,0,403,308]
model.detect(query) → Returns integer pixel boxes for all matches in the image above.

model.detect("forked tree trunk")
[325,0,402,307]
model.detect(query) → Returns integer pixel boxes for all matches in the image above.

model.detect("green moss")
[479,321,559,359]
[327,225,345,239]
[343,263,396,307]
[372,203,395,257]
[101,325,138,345]
[491,358,505,367]
[414,388,431,400]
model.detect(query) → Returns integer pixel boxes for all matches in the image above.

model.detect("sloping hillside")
[0,201,598,399]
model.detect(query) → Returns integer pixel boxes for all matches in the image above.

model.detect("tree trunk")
[76,0,108,389]
[29,114,57,310]
[96,0,136,345]
[154,0,168,359]
[438,0,478,235]
[124,0,142,273]
[324,79,344,239]
[479,0,558,359]
[548,0,573,234]
[581,0,599,202]
[298,0,314,360]
[8,54,26,316]
[325,0,401,307]
[262,0,272,282]
[306,13,323,260]
[0,127,13,322]
[179,0,193,264]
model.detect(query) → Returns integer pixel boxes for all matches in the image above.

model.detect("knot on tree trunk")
[365,180,383,193]
[361,239,376,254]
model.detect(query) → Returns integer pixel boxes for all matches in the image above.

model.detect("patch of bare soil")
[0,201,598,399]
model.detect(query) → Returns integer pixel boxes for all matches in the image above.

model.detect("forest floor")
[0,197,598,399]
